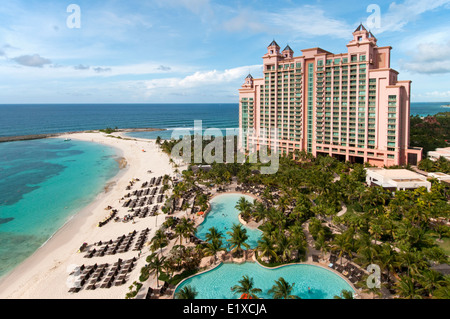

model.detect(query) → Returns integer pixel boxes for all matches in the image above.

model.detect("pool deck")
[147,185,375,300]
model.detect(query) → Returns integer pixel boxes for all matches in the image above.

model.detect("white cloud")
[93,67,112,73]
[398,27,450,74]
[74,64,90,70]
[12,54,52,67]
[143,64,262,91]
[222,5,352,39]
[374,0,450,34]
[423,90,450,99]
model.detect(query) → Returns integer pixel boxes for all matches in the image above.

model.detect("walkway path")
[337,204,347,217]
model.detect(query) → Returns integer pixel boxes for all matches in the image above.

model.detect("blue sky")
[0,0,450,103]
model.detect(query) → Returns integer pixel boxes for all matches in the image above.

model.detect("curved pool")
[175,262,355,299]
[196,193,262,249]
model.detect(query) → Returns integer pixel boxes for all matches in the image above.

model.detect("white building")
[365,168,431,191]
[428,147,450,161]
[428,172,450,184]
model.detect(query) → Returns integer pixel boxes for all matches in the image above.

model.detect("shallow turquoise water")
[196,194,262,249]
[175,262,355,299]
[0,138,119,278]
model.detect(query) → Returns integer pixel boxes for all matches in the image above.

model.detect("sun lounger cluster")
[68,257,136,293]
[122,187,165,209]
[132,228,150,251]
[98,209,118,227]
[141,176,163,188]
[326,253,365,284]
[84,231,139,258]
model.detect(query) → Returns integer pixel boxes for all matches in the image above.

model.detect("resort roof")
[268,40,280,48]
[283,45,293,52]
[354,23,367,32]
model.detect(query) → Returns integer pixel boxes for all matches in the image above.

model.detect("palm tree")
[257,235,277,263]
[268,277,300,299]
[150,228,169,256]
[252,201,267,223]
[235,197,252,220]
[203,238,226,263]
[227,223,250,257]
[314,232,330,259]
[418,270,447,297]
[432,283,450,299]
[277,195,291,213]
[332,233,352,265]
[175,217,195,246]
[374,243,397,283]
[175,285,198,299]
[333,289,354,299]
[394,276,423,299]
[230,275,262,299]
[146,253,166,288]
[205,227,223,243]
[275,233,292,262]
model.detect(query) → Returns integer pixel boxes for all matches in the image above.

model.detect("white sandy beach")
[0,131,185,299]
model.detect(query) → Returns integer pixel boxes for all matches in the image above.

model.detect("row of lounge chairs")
[68,262,108,293]
[123,195,164,209]
[133,228,150,251]
[326,254,364,284]
[132,205,160,218]
[145,281,175,299]
[133,186,163,198]
[98,210,118,227]
[68,258,136,293]
[141,176,163,188]
[84,231,137,258]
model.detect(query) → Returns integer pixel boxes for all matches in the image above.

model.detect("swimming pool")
[195,193,262,249]
[175,262,355,299]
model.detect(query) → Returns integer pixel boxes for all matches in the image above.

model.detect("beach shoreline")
[0,132,182,299]
[0,127,166,144]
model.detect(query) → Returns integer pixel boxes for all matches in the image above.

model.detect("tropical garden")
[143,133,450,299]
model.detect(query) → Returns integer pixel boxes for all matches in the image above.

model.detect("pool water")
[196,193,262,249]
[175,262,355,299]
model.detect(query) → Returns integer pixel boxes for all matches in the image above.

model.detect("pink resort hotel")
[239,24,423,167]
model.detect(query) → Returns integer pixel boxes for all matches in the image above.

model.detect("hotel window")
[360,55,366,62]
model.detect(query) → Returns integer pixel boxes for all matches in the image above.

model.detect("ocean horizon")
[0,102,448,138]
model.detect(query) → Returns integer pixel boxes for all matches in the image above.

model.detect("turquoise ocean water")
[0,138,119,278]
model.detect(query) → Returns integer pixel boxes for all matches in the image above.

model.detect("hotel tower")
[239,24,422,167]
